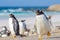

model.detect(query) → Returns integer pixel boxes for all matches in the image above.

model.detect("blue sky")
[0,0,60,7]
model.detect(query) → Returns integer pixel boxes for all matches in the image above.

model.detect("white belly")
[9,18,15,35]
[9,24,15,35]
[36,15,51,35]
[19,22,26,34]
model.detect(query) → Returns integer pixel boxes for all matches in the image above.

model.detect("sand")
[0,33,60,40]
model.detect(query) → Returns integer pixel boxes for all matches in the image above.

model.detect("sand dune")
[47,4,60,11]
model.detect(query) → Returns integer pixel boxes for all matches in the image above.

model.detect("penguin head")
[9,14,15,18]
[36,10,44,15]
[21,20,25,22]
[36,10,40,15]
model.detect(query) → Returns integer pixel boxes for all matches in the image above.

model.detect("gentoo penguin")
[19,20,27,36]
[0,26,8,37]
[34,10,51,40]
[9,14,19,38]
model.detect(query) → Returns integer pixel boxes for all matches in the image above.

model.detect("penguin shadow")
[19,34,27,37]
[15,33,26,37]
[8,31,28,38]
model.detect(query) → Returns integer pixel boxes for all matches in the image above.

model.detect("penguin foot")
[38,35,42,40]
[20,35,26,37]
[12,35,16,38]
[38,38,42,40]
[47,32,51,40]
[47,31,51,36]
[10,35,16,38]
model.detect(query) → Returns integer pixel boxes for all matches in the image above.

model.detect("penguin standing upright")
[9,14,19,38]
[19,20,27,36]
[34,10,51,40]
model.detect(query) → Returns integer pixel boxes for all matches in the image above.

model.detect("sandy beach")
[0,0,60,40]
[0,32,60,40]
